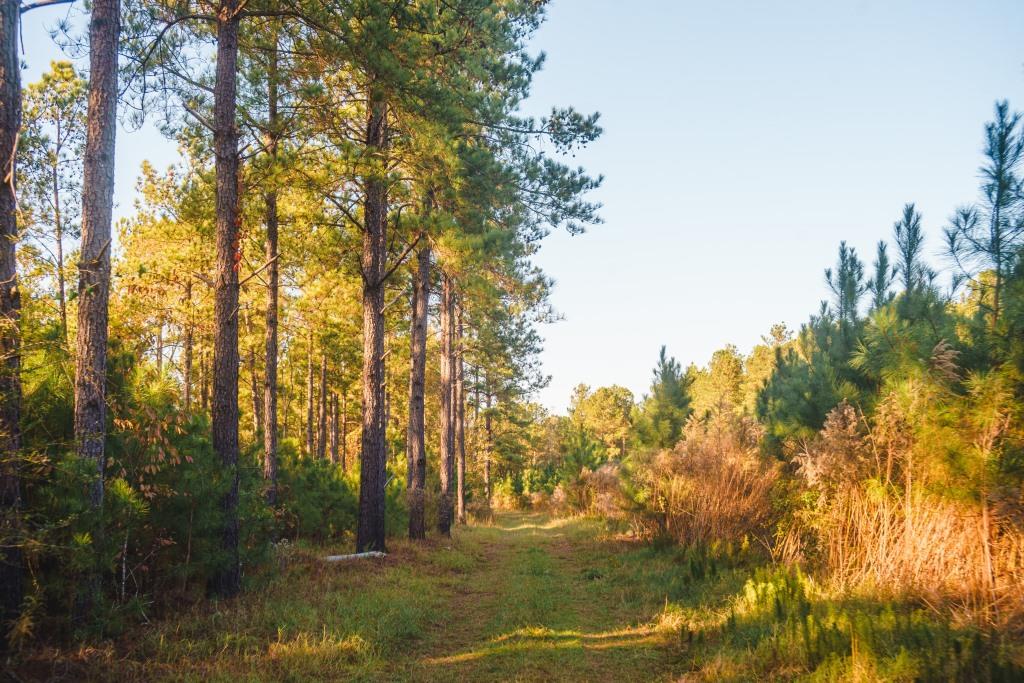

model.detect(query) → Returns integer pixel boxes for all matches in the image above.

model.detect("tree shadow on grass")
[421,622,675,671]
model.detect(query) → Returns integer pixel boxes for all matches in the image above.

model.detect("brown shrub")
[791,389,1024,628]
[633,412,779,549]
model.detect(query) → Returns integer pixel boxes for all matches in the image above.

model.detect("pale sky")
[19,1,1024,414]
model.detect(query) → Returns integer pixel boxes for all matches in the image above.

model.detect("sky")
[18,1,1024,414]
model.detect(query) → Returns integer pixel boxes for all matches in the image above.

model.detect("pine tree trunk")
[438,273,455,536]
[201,350,210,413]
[455,302,466,525]
[355,92,388,552]
[184,321,193,411]
[183,281,194,410]
[52,165,67,346]
[72,0,120,620]
[245,309,262,435]
[75,0,119,504]
[484,389,492,504]
[263,183,278,500]
[262,37,280,505]
[0,0,23,643]
[316,353,327,459]
[208,0,241,599]
[155,323,163,375]
[305,329,314,456]
[330,392,339,464]
[407,243,430,540]
[341,389,348,472]
[283,360,294,440]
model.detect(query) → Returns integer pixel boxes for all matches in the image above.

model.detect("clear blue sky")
[20,1,1024,413]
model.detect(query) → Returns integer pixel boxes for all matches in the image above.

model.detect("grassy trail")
[401,513,683,681]
[21,513,690,682]
[17,512,1019,681]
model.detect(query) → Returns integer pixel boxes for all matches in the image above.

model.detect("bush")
[630,411,780,550]
[789,385,1024,628]
[492,476,527,510]
[276,445,357,542]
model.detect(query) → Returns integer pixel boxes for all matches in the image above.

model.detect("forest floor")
[12,512,1023,681]
[15,513,700,682]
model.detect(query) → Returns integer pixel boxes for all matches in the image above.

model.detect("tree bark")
[0,0,23,643]
[75,0,119,509]
[262,34,280,505]
[438,272,455,536]
[183,282,193,410]
[407,243,430,540]
[201,349,210,413]
[355,91,388,552]
[283,356,295,440]
[484,387,492,504]
[245,308,262,435]
[305,328,314,456]
[329,392,338,463]
[316,353,327,459]
[52,164,67,345]
[455,301,466,525]
[208,0,241,599]
[341,388,348,472]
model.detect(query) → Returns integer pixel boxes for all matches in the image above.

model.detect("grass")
[10,512,1024,681]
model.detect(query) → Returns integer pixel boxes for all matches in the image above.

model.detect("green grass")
[11,513,1024,681]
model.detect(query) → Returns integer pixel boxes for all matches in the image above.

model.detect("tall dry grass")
[802,485,1024,626]
[790,395,1024,628]
[630,378,1024,628]
[632,412,779,549]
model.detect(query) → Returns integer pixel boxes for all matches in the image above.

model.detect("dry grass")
[12,511,1022,681]
[633,412,779,549]
[792,399,1024,629]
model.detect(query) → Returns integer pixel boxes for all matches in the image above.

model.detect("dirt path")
[393,513,685,682]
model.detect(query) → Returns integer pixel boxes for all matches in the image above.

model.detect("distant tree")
[758,305,865,451]
[867,240,895,311]
[893,203,933,298]
[406,244,430,540]
[741,324,792,413]
[18,61,87,344]
[688,345,744,418]
[635,346,691,449]
[825,241,866,330]
[438,273,455,537]
[568,384,634,458]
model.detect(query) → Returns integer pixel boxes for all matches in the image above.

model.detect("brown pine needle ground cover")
[10,512,1024,682]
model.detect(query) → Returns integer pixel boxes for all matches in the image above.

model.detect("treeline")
[0,0,600,645]
[511,102,1024,633]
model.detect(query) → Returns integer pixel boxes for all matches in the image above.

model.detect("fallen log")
[323,551,387,562]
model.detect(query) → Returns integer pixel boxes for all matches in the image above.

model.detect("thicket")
[516,102,1024,641]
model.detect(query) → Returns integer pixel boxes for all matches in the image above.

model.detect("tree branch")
[20,0,75,14]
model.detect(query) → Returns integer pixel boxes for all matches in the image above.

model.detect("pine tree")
[208,0,242,599]
[946,101,1024,326]
[406,242,430,540]
[18,61,87,344]
[867,240,894,310]
[74,0,121,617]
[825,241,866,330]
[893,203,932,297]
[636,346,691,449]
